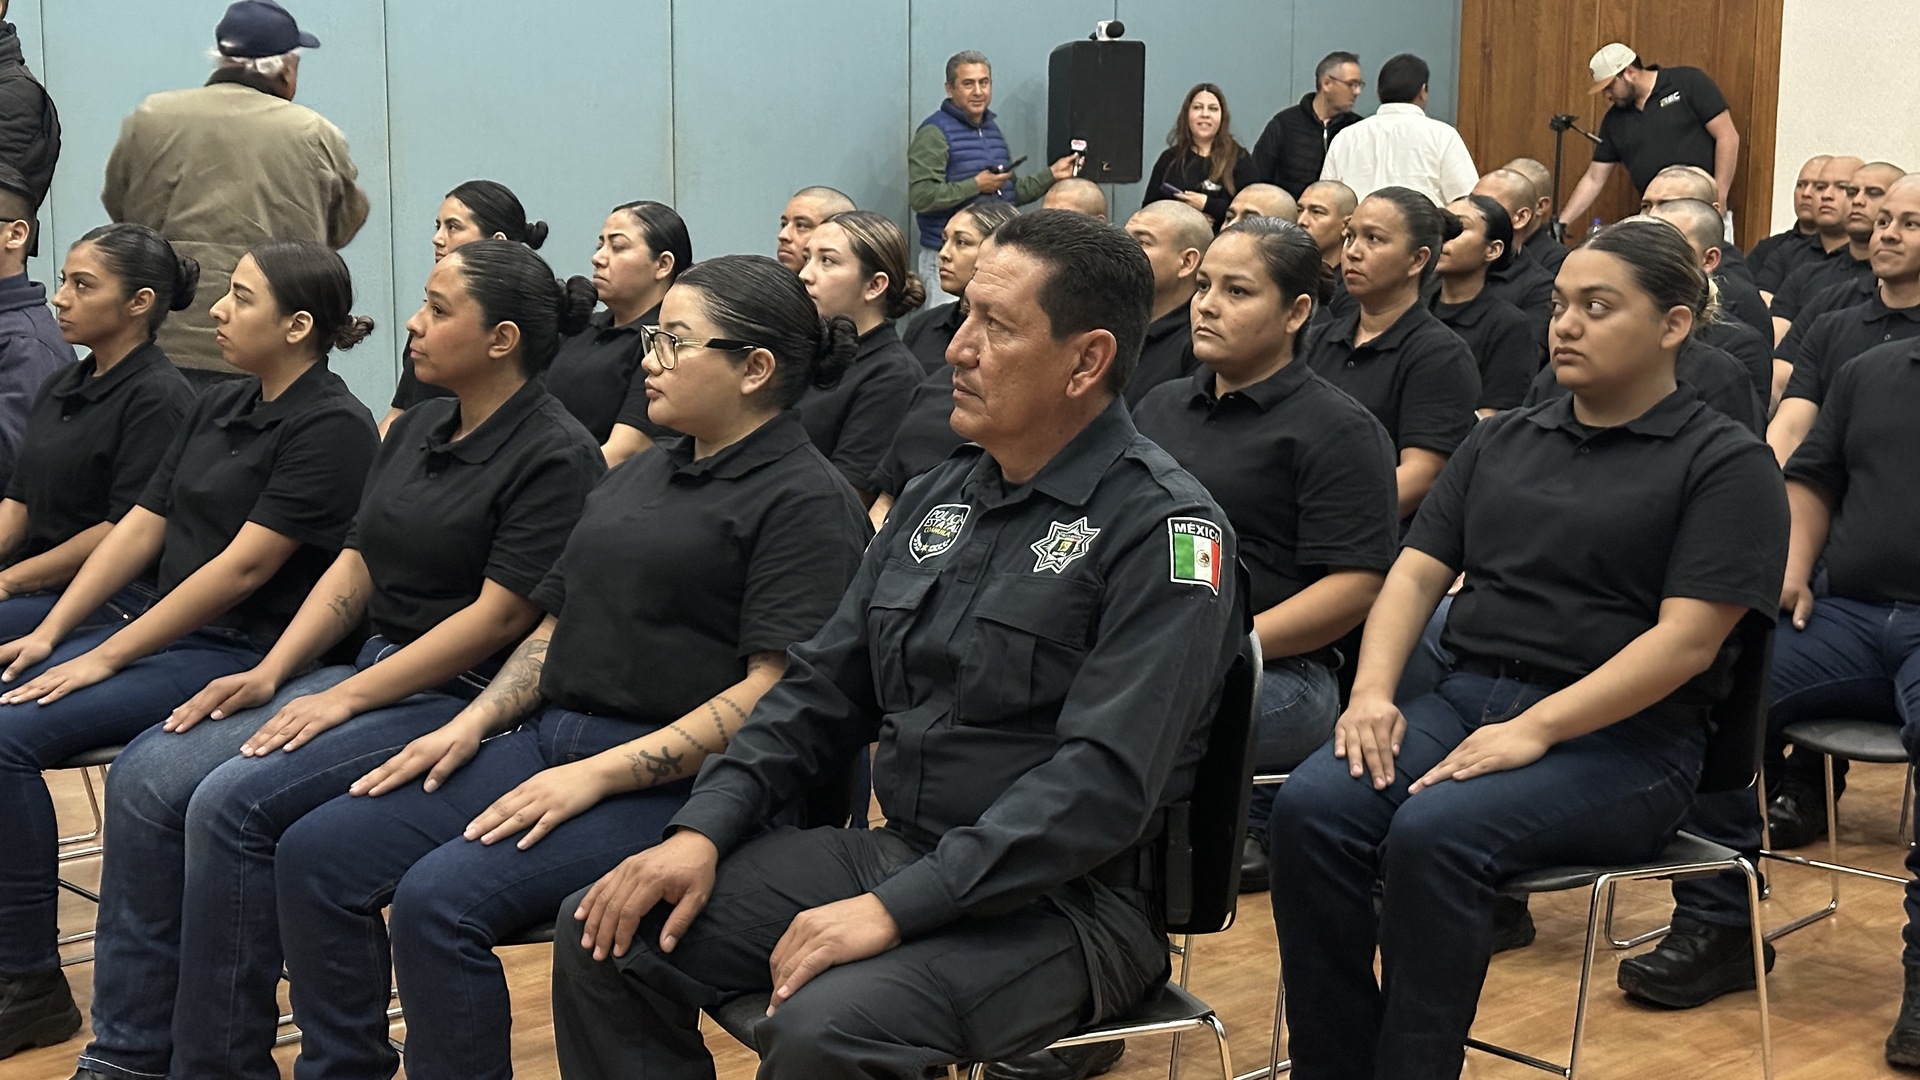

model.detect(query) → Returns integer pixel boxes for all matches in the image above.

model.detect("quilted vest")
[916,99,1014,249]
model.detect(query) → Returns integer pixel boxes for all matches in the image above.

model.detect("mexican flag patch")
[1167,517,1223,593]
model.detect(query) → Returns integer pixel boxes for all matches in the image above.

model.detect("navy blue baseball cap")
[215,0,321,59]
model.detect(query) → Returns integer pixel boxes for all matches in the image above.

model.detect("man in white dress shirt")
[1320,53,1477,207]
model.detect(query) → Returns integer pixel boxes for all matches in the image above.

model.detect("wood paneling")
[1457,0,1783,246]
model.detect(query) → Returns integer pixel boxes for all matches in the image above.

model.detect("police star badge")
[1030,516,1100,573]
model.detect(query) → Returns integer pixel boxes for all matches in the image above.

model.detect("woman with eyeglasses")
[273,254,872,1080]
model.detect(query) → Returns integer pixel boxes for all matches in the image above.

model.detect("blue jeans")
[1268,671,1705,1080]
[0,581,157,646]
[0,618,260,975]
[76,639,467,1080]
[1394,595,1455,704]
[1246,656,1340,840]
[277,707,691,1080]
[1676,600,1920,961]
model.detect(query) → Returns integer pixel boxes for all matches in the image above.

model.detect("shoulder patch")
[909,503,971,563]
[1167,517,1223,593]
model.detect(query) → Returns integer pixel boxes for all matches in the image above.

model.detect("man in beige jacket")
[103,0,367,386]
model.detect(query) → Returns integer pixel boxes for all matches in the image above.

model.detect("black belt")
[1452,652,1579,690]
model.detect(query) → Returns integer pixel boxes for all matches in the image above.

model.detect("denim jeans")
[76,638,468,1080]
[0,615,260,976]
[0,581,155,646]
[1246,656,1340,841]
[1268,671,1705,1080]
[276,707,691,1080]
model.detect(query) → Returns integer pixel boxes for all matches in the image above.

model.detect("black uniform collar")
[1863,293,1920,324]
[213,361,339,431]
[1524,385,1702,439]
[854,321,903,362]
[1184,357,1312,413]
[589,303,659,337]
[966,396,1135,509]
[1430,286,1494,328]
[54,339,168,403]
[1323,300,1429,354]
[1145,303,1192,342]
[422,376,550,464]
[664,409,812,481]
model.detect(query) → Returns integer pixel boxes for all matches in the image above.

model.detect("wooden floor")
[16,762,1920,1079]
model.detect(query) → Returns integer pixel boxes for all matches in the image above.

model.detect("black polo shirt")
[1483,255,1554,350]
[1782,296,1920,407]
[1775,273,1877,363]
[1751,229,1824,295]
[797,322,920,495]
[531,410,868,724]
[1409,390,1786,705]
[902,300,964,375]
[137,363,378,642]
[1133,363,1397,621]
[1715,243,1753,285]
[6,341,192,559]
[1786,338,1920,603]
[349,379,602,660]
[870,365,967,498]
[1696,318,1772,406]
[1772,250,1871,323]
[545,305,664,443]
[1429,289,1538,410]
[1524,337,1762,436]
[1716,270,1771,340]
[1125,304,1197,409]
[1521,231,1568,277]
[1593,65,1729,190]
[1302,302,1479,456]
[668,399,1242,940]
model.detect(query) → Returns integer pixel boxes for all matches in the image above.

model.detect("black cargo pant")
[551,824,1163,1080]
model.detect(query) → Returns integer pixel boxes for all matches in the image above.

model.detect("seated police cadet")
[1040,177,1108,221]
[775,185,856,274]
[1122,200,1210,408]
[1269,220,1788,1080]
[796,210,923,504]
[1751,155,1833,297]
[1432,195,1538,416]
[1768,175,1920,465]
[1770,157,1878,341]
[901,200,1019,374]
[274,255,869,1080]
[0,240,379,1061]
[68,240,604,1080]
[385,179,547,430]
[1223,182,1300,228]
[0,225,193,643]
[1770,166,1906,402]
[1133,218,1396,895]
[1501,157,1569,276]
[546,201,692,468]
[1301,187,1479,521]
[1648,199,1777,407]
[547,211,1242,1080]
[1641,168,1769,338]
[1472,169,1556,350]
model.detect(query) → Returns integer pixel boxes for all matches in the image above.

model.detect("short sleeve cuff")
[869,859,962,939]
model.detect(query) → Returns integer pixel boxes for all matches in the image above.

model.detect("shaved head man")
[1641,164,1721,215]
[1500,157,1567,274]
[1222,183,1299,227]
[1041,177,1108,220]
[1473,169,1538,242]
[776,185,855,271]
[1472,169,1555,347]
[1122,200,1213,405]
[1297,180,1356,267]
[1811,156,1868,253]
[1752,155,1834,296]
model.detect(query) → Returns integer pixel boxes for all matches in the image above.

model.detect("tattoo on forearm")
[327,582,363,627]
[667,718,722,755]
[626,743,684,785]
[473,636,548,725]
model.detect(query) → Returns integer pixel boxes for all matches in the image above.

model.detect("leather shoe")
[981,1040,1125,1080]
[1616,914,1775,1009]
[1490,895,1536,954]
[0,968,80,1060]
[1766,782,1828,850]
[1888,965,1920,1068]
[1239,834,1270,893]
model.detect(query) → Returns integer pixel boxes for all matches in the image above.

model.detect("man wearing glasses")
[1318,53,1477,206]
[1250,51,1365,199]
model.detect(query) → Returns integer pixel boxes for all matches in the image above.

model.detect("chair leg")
[1268,950,1289,1078]
[1756,782,1773,899]
[1205,1013,1235,1080]
[1763,752,1846,941]
[1738,858,1776,1079]
[58,765,107,856]
[1903,764,1916,851]
[1563,877,1614,1080]
[968,1064,986,1080]
[1169,933,1193,1080]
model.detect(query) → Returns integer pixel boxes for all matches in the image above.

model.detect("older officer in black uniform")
[548,210,1242,1080]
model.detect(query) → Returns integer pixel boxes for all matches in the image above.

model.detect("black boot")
[981,1041,1125,1080]
[1887,965,1920,1068]
[1616,915,1775,1009]
[1239,833,1270,894]
[1765,781,1828,850]
[1490,895,1536,954]
[0,968,80,1059]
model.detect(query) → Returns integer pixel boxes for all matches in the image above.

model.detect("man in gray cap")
[1556,42,1739,234]
[102,0,367,388]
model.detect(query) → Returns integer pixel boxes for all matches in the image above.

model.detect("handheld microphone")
[1090,19,1124,39]
[1070,137,1087,177]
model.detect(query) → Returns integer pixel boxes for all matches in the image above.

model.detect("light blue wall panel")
[384,0,673,395]
[1293,0,1463,123]
[673,0,910,262]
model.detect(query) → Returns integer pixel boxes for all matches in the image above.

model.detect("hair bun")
[810,314,860,390]
[334,314,375,351]
[526,220,550,251]
[556,275,597,337]
[887,273,928,320]
[1437,206,1465,244]
[170,254,202,311]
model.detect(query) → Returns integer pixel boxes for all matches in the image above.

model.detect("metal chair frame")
[50,745,125,966]
[1758,719,1910,942]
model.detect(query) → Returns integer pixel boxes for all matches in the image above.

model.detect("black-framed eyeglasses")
[1336,78,1365,92]
[639,324,760,369]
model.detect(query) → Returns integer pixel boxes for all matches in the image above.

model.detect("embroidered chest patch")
[1030,517,1101,573]
[910,503,972,563]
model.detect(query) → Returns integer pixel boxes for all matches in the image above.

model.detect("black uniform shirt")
[349,379,602,659]
[1782,297,1920,407]
[1430,288,1538,410]
[1483,255,1555,349]
[1696,319,1772,406]
[6,340,192,558]
[1409,390,1786,705]
[1524,337,1762,435]
[532,410,868,725]
[1716,271,1771,340]
[137,363,378,641]
[870,365,967,499]
[1521,231,1569,277]
[1593,65,1730,190]
[1775,273,1877,363]
[545,306,664,443]
[669,399,1242,939]
[902,300,965,375]
[1786,338,1920,604]
[1134,364,1397,619]
[1772,250,1872,322]
[1125,304,1197,409]
[1751,229,1825,295]
[1715,243,1754,285]
[1302,302,1480,455]
[797,322,919,495]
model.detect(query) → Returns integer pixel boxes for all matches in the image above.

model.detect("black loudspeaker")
[1048,39,1146,185]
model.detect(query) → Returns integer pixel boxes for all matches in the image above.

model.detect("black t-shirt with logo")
[1594,66,1730,190]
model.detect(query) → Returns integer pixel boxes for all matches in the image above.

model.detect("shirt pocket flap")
[971,574,1100,648]
[871,562,940,611]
